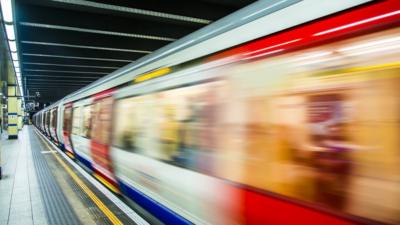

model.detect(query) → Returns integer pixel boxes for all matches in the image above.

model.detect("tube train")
[33,1,400,224]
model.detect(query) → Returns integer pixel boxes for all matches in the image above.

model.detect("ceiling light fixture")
[8,40,17,51]
[13,60,19,68]
[0,0,13,23]
[11,51,18,60]
[5,23,15,40]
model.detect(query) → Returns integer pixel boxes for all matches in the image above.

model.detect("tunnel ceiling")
[15,0,256,103]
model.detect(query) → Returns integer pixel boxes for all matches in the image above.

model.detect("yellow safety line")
[34,130,123,225]
[94,173,120,194]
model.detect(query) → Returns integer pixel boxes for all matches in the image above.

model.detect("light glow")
[13,60,19,68]
[313,10,400,36]
[11,52,18,60]
[15,67,20,73]
[5,24,15,40]
[8,40,16,51]
[1,0,13,23]
[134,67,171,83]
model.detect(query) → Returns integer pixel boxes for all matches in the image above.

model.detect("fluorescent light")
[1,0,13,23]
[11,52,18,60]
[8,40,16,51]
[16,72,20,76]
[15,67,20,73]
[5,24,15,40]
[13,60,19,68]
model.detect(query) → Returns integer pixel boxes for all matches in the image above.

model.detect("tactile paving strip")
[29,129,82,225]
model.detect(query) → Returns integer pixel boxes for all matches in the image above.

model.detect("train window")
[63,107,72,132]
[112,81,223,173]
[82,105,92,138]
[91,97,113,145]
[112,97,137,151]
[72,107,82,135]
[51,109,57,129]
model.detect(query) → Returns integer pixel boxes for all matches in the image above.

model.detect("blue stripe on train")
[118,180,193,225]
[75,153,93,171]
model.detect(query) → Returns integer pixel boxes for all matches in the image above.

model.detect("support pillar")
[7,86,18,139]
[17,98,22,130]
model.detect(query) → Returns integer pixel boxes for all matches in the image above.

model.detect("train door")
[44,111,49,136]
[63,103,75,158]
[46,111,51,136]
[51,108,59,144]
[90,89,118,192]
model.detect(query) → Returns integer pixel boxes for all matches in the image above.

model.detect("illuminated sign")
[134,67,171,83]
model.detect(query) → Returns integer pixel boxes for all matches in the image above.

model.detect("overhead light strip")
[23,53,132,62]
[1,0,13,22]
[24,69,108,74]
[1,0,23,95]
[20,22,176,41]
[23,62,119,69]
[21,41,152,54]
[51,0,211,24]
[5,24,15,40]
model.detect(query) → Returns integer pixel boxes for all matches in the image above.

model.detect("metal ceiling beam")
[20,22,177,41]
[27,78,93,84]
[21,41,153,54]
[51,0,212,24]
[17,3,199,38]
[23,62,119,69]
[25,75,99,79]
[21,43,140,61]
[19,26,167,52]
[22,56,127,68]
[22,53,132,62]
[24,69,108,75]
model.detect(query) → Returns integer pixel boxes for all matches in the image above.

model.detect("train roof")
[38,0,371,111]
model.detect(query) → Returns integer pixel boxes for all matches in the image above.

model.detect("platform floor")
[0,126,147,225]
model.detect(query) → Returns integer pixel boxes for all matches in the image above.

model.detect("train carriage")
[33,1,400,224]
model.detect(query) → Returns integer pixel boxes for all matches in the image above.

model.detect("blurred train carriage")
[33,1,400,224]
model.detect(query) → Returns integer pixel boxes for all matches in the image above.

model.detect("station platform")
[0,126,148,225]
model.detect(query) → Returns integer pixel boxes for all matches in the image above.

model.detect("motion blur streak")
[33,1,400,224]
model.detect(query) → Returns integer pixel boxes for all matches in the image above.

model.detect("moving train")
[33,1,400,224]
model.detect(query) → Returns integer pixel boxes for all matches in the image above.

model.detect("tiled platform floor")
[0,126,147,225]
[0,127,47,225]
